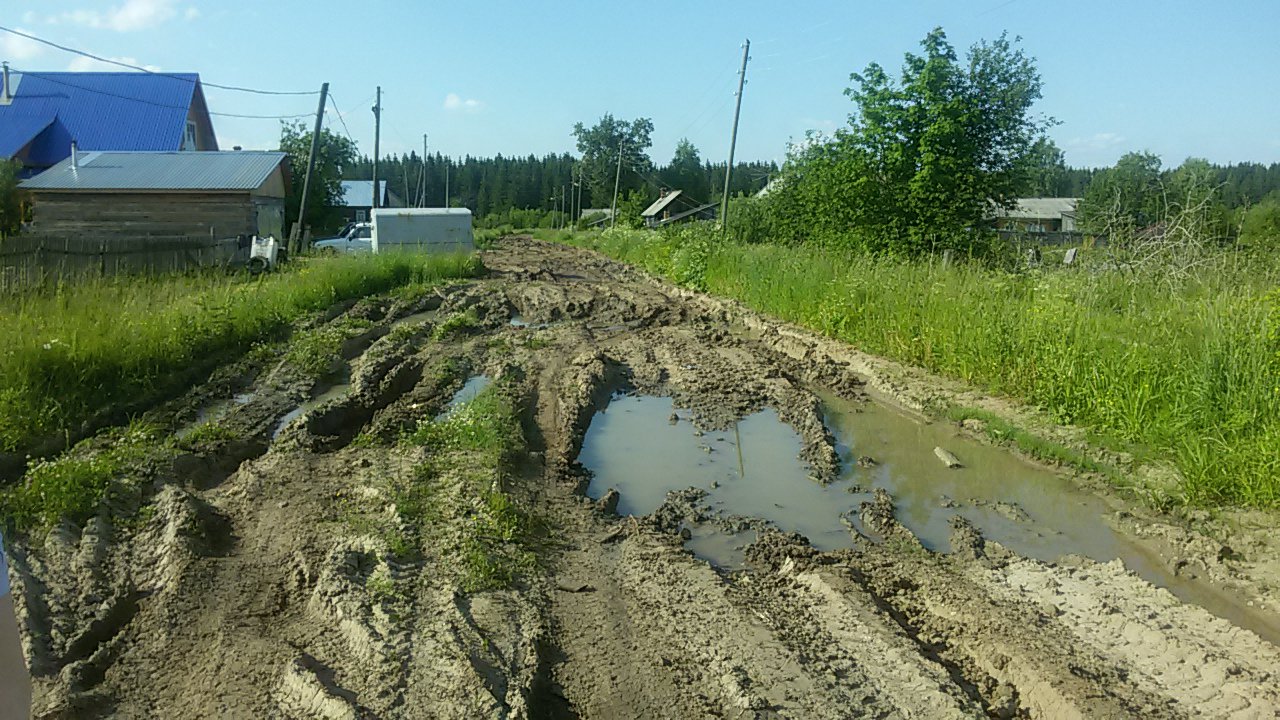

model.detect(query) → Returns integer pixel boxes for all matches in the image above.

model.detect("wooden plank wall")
[29,192,258,240]
[0,235,242,293]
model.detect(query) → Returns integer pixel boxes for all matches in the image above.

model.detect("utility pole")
[562,184,567,229]
[444,158,450,207]
[610,139,623,228]
[721,39,750,234]
[420,134,428,208]
[293,81,329,255]
[371,86,382,212]
[576,168,583,229]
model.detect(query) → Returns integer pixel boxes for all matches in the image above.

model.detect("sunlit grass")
[565,227,1280,508]
[0,252,481,453]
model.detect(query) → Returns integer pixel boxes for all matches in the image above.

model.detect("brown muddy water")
[175,392,255,439]
[272,381,353,439]
[435,375,492,420]
[580,391,1280,644]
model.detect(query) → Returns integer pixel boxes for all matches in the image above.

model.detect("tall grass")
[567,227,1280,508]
[0,252,481,454]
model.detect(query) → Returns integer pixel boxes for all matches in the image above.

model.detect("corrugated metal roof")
[0,113,54,158]
[0,71,212,167]
[641,189,683,217]
[339,180,386,207]
[19,151,286,191]
[996,198,1080,220]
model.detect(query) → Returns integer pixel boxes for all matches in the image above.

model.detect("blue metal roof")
[20,151,287,192]
[0,71,214,168]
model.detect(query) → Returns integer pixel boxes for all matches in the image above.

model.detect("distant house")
[578,208,614,227]
[641,189,717,228]
[20,151,289,239]
[0,68,218,177]
[993,198,1081,233]
[339,180,403,223]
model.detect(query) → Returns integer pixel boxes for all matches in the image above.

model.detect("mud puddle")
[390,310,436,329]
[821,391,1280,645]
[580,395,864,557]
[435,375,492,420]
[176,392,255,439]
[272,382,353,439]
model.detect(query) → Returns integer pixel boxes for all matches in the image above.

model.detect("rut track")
[4,236,1278,719]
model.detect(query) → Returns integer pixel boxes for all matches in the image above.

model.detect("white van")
[371,208,474,254]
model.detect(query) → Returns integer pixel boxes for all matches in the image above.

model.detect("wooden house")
[19,150,290,240]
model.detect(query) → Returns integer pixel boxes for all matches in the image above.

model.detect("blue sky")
[5,0,1279,169]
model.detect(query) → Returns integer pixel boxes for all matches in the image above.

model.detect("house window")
[183,121,198,150]
[356,210,367,222]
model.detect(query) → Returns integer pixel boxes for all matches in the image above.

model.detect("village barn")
[641,189,718,228]
[19,150,290,240]
[993,198,1081,233]
[0,69,218,177]
[338,180,404,223]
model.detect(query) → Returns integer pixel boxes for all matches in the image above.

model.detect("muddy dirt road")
[6,236,1279,718]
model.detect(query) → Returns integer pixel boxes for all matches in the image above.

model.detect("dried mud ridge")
[6,236,1279,719]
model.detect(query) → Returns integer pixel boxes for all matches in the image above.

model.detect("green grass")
[946,407,1116,479]
[284,317,375,379]
[0,251,481,454]
[1,420,165,531]
[174,421,239,451]
[431,309,480,341]
[564,226,1280,508]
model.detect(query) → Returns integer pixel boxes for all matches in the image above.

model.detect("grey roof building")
[20,150,290,240]
[993,198,1081,232]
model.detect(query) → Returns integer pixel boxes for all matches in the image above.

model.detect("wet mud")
[3,235,1279,719]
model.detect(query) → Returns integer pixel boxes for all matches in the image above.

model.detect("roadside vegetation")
[0,251,481,455]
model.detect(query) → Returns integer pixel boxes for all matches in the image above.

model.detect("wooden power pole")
[721,39,750,233]
[293,82,329,255]
[610,140,623,228]
[371,87,382,211]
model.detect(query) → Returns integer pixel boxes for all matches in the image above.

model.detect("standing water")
[435,376,492,420]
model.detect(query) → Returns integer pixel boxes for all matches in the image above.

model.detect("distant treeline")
[344,152,777,219]
[1031,158,1280,209]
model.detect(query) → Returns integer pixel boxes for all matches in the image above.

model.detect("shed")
[338,180,404,223]
[641,190,684,228]
[0,70,218,176]
[20,150,289,240]
[993,198,1081,233]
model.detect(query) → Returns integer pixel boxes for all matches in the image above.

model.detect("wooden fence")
[0,235,243,293]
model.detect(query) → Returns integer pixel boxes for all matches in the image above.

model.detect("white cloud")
[184,6,200,20]
[443,92,482,112]
[67,55,160,72]
[0,27,45,61]
[21,11,39,23]
[57,0,179,32]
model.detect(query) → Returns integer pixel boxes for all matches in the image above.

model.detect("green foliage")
[1,422,162,532]
[1078,152,1164,233]
[761,28,1052,255]
[0,158,27,237]
[402,384,522,460]
[431,309,479,341]
[0,252,480,455]
[564,227,1280,508]
[660,139,711,203]
[278,120,358,232]
[175,421,238,450]
[285,317,373,379]
[615,190,650,230]
[573,114,655,202]
[946,407,1115,478]
[461,488,536,592]
[1239,194,1280,250]
[1022,138,1072,197]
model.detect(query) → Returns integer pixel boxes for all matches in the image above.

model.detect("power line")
[0,25,319,96]
[10,70,313,119]
[325,92,356,144]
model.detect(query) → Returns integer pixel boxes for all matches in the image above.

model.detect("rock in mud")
[934,446,963,468]
[596,488,620,515]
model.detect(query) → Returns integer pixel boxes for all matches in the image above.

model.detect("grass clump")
[284,317,374,379]
[174,421,238,450]
[0,252,482,454]
[0,421,164,532]
[431,309,480,341]
[564,226,1280,508]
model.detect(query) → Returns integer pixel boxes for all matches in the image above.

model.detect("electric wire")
[0,25,318,95]
[10,70,313,119]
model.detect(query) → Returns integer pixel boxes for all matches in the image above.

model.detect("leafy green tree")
[1077,152,1163,232]
[0,159,26,237]
[278,121,358,232]
[765,28,1052,254]
[1023,138,1070,197]
[660,139,711,203]
[1239,192,1280,249]
[572,114,654,204]
[615,190,651,229]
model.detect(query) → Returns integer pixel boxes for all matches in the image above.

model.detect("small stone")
[710,481,719,489]
[668,412,679,425]
[679,528,692,541]
[856,455,877,468]
[278,501,289,509]
[699,445,713,454]
[961,418,987,433]
[934,447,963,468]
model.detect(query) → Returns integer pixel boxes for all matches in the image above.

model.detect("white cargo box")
[371,208,474,254]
